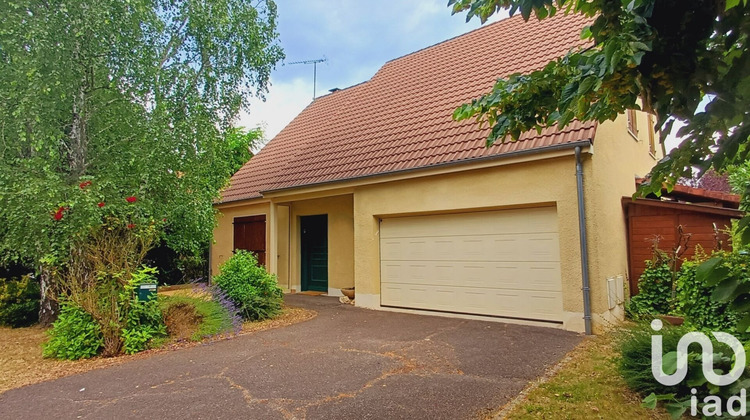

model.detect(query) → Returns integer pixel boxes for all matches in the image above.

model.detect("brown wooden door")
[233,215,267,267]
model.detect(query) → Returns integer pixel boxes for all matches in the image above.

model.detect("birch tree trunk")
[38,267,58,326]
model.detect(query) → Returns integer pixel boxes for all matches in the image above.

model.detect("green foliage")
[43,304,103,360]
[225,127,264,174]
[729,161,750,213]
[0,0,284,275]
[626,262,672,317]
[617,322,693,397]
[212,251,283,321]
[121,266,166,354]
[627,253,749,335]
[121,298,166,355]
[448,2,750,239]
[0,275,40,327]
[618,322,750,419]
[46,263,168,358]
[621,247,750,417]
[674,258,741,333]
[160,294,238,341]
[697,249,750,334]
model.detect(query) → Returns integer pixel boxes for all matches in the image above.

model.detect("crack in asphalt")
[218,368,298,420]
[0,296,582,419]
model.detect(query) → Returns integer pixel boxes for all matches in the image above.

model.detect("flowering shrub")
[160,282,242,342]
[191,280,243,336]
[212,251,283,321]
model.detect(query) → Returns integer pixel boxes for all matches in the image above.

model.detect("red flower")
[79,181,92,189]
[126,196,137,203]
[162,218,167,222]
[127,223,136,229]
[97,202,105,208]
[52,207,65,221]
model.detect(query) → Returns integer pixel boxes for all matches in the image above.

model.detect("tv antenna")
[286,58,328,99]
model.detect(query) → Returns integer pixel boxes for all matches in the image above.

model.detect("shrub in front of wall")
[0,275,40,327]
[43,304,103,360]
[674,258,740,333]
[626,261,673,317]
[212,250,283,321]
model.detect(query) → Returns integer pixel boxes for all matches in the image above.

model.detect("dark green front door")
[301,215,328,292]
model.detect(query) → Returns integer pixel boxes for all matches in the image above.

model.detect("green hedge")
[0,275,39,328]
[627,251,750,335]
[626,261,673,317]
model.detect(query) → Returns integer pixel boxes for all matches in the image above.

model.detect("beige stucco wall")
[212,111,659,333]
[351,155,588,331]
[584,112,662,330]
[211,196,353,295]
[284,195,355,295]
[350,113,659,333]
[273,204,291,290]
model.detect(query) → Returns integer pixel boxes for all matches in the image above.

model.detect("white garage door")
[380,207,564,322]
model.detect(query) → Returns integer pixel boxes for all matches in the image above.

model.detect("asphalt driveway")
[0,295,581,419]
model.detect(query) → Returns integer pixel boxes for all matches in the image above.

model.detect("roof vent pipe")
[575,145,593,335]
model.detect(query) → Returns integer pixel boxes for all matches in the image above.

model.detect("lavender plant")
[191,279,243,337]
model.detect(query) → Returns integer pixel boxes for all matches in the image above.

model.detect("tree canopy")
[0,0,283,269]
[449,0,750,196]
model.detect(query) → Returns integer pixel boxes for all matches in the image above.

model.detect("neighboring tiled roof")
[635,178,741,208]
[221,13,596,203]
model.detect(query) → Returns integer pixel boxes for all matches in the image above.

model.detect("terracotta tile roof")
[635,178,741,208]
[221,13,596,203]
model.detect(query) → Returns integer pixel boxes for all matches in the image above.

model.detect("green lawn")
[504,332,669,420]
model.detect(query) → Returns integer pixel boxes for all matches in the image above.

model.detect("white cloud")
[237,78,315,148]
[234,4,520,150]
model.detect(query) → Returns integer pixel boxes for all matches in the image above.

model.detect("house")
[211,13,662,333]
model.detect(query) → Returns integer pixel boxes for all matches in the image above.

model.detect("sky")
[237,1,681,151]
[238,1,506,142]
